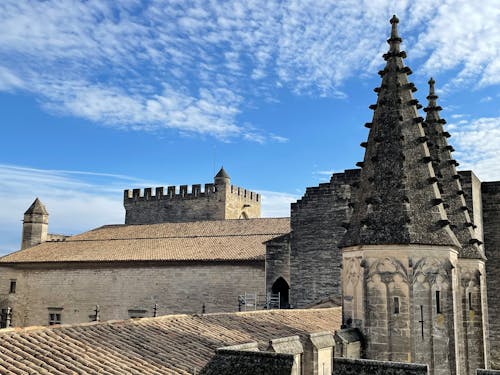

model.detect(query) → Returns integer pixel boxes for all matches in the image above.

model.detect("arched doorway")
[272,277,290,309]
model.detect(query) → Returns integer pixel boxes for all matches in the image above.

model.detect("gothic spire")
[342,16,460,248]
[423,78,484,259]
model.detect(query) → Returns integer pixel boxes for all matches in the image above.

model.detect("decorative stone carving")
[366,257,409,285]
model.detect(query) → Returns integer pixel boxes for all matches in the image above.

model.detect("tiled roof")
[0,218,290,264]
[0,307,341,375]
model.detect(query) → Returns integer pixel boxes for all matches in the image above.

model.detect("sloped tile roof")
[0,307,341,375]
[0,218,290,263]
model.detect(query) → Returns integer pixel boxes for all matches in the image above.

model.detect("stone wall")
[0,262,264,327]
[342,245,463,375]
[460,171,485,244]
[124,183,260,224]
[200,349,294,375]
[477,370,500,374]
[290,169,359,308]
[482,181,500,367]
[333,358,428,375]
[265,234,291,298]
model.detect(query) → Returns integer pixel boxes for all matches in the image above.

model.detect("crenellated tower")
[424,78,489,372]
[123,167,261,224]
[340,16,475,375]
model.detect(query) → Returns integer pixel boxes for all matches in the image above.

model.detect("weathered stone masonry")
[0,262,264,327]
[289,169,359,308]
[124,168,261,224]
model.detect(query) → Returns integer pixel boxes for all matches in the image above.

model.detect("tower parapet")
[124,167,261,224]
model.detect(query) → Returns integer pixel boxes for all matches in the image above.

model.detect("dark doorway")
[272,277,290,308]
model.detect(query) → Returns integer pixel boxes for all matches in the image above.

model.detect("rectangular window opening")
[393,296,400,314]
[469,292,473,311]
[48,308,63,325]
[436,290,441,314]
[9,280,16,294]
[128,309,148,319]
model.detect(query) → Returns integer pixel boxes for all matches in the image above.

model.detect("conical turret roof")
[24,198,48,216]
[423,78,484,259]
[342,16,459,248]
[215,167,230,179]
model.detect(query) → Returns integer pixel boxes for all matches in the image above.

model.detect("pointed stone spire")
[24,198,48,215]
[214,166,230,186]
[423,78,484,259]
[342,17,459,248]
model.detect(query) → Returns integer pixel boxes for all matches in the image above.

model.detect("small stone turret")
[214,167,231,186]
[21,198,48,249]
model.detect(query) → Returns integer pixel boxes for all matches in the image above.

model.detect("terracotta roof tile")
[0,308,341,374]
[0,218,290,263]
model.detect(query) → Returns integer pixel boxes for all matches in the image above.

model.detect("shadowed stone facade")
[333,358,429,375]
[481,182,500,367]
[289,169,359,308]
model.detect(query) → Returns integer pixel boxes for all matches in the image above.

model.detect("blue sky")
[0,0,499,255]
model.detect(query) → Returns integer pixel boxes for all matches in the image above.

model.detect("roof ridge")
[342,16,460,248]
[423,78,484,259]
[64,232,291,242]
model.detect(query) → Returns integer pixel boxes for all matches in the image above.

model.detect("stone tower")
[124,167,261,224]
[21,198,48,250]
[423,78,489,373]
[340,16,488,375]
[214,166,231,186]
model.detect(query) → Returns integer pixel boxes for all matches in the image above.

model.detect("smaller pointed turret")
[21,198,49,249]
[214,167,230,186]
[423,78,484,259]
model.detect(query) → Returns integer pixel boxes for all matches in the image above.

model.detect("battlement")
[124,183,217,202]
[123,168,261,224]
[124,183,260,203]
[229,185,260,202]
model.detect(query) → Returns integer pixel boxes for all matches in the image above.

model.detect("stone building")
[0,170,288,327]
[266,16,497,374]
[124,166,261,224]
[2,14,500,375]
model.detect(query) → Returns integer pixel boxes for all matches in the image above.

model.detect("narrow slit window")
[9,280,16,294]
[394,297,400,314]
[469,292,473,311]
[436,291,441,314]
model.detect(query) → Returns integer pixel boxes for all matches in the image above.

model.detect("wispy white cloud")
[447,117,500,181]
[260,190,298,218]
[0,1,498,139]
[0,164,296,255]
